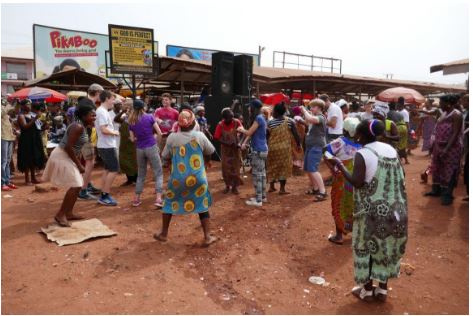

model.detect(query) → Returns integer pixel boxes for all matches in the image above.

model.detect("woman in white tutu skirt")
[42,102,96,226]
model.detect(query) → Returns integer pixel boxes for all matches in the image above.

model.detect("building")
[1,47,35,96]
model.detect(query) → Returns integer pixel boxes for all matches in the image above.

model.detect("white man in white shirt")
[320,94,344,142]
[95,90,119,206]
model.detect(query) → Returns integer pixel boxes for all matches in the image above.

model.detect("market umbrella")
[260,92,290,106]
[376,87,425,105]
[8,87,67,103]
[67,91,87,99]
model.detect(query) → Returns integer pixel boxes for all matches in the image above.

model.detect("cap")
[133,99,145,109]
[249,99,263,109]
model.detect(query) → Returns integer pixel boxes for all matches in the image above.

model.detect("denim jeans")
[1,139,14,185]
[135,144,163,195]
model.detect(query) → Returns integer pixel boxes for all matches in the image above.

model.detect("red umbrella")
[7,87,67,103]
[260,92,290,106]
[376,87,425,105]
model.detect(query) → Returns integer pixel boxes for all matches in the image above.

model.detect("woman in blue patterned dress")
[154,109,218,246]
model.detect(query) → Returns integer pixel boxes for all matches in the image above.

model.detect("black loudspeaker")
[233,55,253,96]
[211,52,234,97]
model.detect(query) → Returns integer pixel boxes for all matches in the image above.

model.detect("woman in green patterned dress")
[114,102,138,185]
[327,119,408,302]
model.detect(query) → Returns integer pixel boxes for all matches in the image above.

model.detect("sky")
[1,0,470,85]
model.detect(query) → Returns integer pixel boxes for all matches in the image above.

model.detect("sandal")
[328,235,343,245]
[305,188,319,195]
[374,287,388,302]
[351,286,374,301]
[314,192,328,202]
[132,199,142,207]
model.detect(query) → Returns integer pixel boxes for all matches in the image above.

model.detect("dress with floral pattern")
[162,138,211,214]
[352,147,408,284]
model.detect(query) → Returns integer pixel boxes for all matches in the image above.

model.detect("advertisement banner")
[33,24,158,79]
[166,44,259,65]
[108,24,154,75]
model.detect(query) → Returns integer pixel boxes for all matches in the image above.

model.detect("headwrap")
[372,101,389,119]
[292,106,302,117]
[221,107,231,115]
[336,99,348,108]
[178,109,195,128]
[195,105,205,113]
[343,117,360,137]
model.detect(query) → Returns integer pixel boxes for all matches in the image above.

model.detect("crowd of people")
[0,83,469,301]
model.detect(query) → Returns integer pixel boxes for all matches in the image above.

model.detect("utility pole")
[258,45,265,66]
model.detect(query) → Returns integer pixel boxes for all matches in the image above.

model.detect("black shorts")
[97,148,119,172]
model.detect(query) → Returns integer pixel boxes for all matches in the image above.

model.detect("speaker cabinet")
[233,55,253,96]
[211,52,234,97]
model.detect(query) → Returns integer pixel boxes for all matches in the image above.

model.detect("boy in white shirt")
[95,90,119,206]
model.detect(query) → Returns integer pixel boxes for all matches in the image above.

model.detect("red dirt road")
[1,147,468,314]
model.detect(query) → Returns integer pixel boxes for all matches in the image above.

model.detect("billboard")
[108,24,154,75]
[166,44,259,65]
[33,24,157,79]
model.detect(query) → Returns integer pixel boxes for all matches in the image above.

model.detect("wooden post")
[180,80,184,104]
[256,82,260,98]
[312,80,316,97]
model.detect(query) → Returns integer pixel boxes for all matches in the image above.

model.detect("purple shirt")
[129,113,157,149]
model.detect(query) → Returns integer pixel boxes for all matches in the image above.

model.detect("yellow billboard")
[108,24,154,74]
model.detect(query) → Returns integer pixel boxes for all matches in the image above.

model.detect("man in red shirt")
[154,93,179,160]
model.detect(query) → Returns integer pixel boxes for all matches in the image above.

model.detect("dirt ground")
[1,146,469,315]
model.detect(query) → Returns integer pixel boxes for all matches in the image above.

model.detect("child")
[214,107,243,194]
[323,117,361,244]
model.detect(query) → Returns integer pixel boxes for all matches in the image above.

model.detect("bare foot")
[231,187,239,195]
[268,187,277,193]
[25,182,34,186]
[153,233,167,242]
[203,235,218,247]
[54,216,70,227]
[223,187,230,194]
[279,190,290,195]
[32,179,41,184]
[66,214,85,221]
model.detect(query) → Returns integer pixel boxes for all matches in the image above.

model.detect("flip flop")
[374,286,388,302]
[154,199,163,208]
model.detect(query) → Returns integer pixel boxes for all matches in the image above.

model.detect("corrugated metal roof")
[159,56,466,95]
[430,58,469,73]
